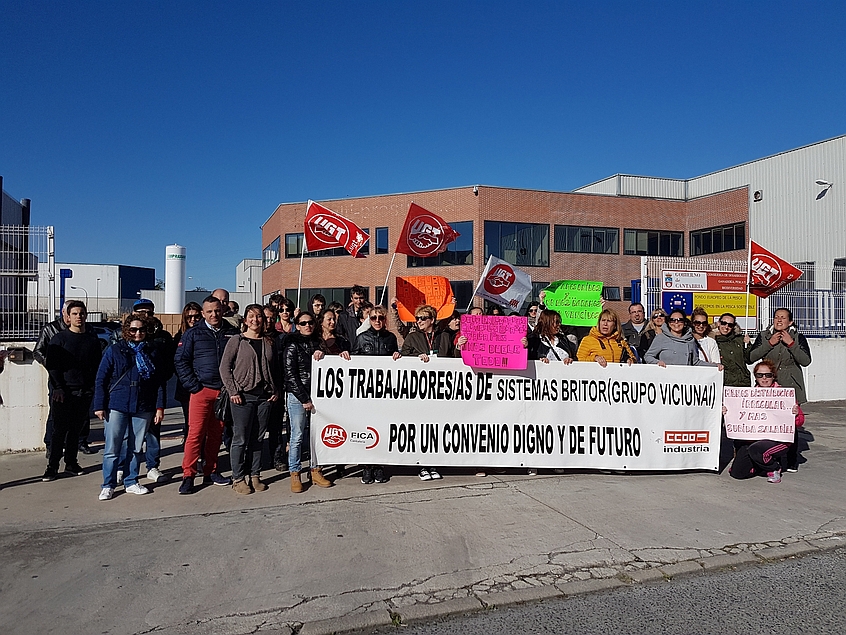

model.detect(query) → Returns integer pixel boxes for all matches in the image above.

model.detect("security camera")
[473,185,479,196]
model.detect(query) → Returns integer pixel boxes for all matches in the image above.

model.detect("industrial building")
[261,135,844,315]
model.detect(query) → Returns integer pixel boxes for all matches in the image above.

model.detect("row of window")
[282,282,632,315]
[264,221,746,269]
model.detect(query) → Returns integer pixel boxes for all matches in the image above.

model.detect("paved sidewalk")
[1,401,844,635]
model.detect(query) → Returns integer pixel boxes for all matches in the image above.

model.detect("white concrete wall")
[0,343,49,452]
[806,338,846,402]
[1,339,843,452]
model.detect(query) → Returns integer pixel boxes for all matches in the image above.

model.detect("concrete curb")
[298,609,393,635]
[296,534,844,635]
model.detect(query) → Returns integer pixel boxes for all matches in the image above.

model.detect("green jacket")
[749,325,812,403]
[715,327,751,387]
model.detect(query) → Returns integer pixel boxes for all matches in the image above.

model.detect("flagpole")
[743,240,753,333]
[465,280,478,312]
[297,241,306,309]
[379,252,397,307]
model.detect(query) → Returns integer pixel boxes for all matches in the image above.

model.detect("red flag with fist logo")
[304,201,369,258]
[749,241,803,298]
[395,203,460,257]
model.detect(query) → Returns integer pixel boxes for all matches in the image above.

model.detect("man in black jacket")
[43,301,101,481]
[33,300,71,459]
[620,303,646,357]
[336,285,367,343]
[174,296,238,494]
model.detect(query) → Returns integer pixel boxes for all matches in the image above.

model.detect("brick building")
[260,185,748,315]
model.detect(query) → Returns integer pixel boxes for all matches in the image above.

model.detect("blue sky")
[1,1,844,290]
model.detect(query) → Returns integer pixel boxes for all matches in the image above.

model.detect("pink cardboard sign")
[723,386,796,443]
[460,315,528,370]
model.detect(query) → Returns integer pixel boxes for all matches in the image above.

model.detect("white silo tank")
[164,244,186,314]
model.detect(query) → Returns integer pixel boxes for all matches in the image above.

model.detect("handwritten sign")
[543,280,603,327]
[460,315,528,369]
[723,386,795,442]
[396,276,456,322]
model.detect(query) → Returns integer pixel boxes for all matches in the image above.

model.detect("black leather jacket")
[284,332,319,404]
[352,328,399,356]
[33,318,68,366]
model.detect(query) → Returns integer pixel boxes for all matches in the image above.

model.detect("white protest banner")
[460,315,528,370]
[473,255,532,310]
[723,386,796,442]
[311,357,723,471]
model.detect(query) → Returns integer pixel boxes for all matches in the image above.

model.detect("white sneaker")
[428,468,442,480]
[99,487,114,501]
[125,483,149,495]
[116,470,124,485]
[527,468,538,476]
[146,467,164,483]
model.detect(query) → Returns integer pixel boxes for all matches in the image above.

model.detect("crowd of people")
[34,285,812,501]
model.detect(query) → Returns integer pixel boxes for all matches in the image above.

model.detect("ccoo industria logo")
[321,425,348,448]
[483,263,516,294]
[406,214,448,257]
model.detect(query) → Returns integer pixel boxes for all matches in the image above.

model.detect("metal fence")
[0,226,54,341]
[642,256,845,338]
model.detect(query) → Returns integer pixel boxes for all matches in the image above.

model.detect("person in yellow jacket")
[577,309,637,367]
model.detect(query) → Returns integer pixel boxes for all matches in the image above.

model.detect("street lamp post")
[95,278,100,313]
[69,285,89,308]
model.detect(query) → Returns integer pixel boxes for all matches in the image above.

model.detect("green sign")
[543,280,604,327]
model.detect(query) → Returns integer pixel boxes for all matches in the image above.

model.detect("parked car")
[87,321,122,351]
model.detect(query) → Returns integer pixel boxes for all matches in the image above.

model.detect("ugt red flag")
[304,200,369,258]
[749,241,803,298]
[395,203,460,257]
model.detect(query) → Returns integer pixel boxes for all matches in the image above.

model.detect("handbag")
[214,386,232,422]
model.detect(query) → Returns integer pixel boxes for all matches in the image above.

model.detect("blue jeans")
[102,410,152,488]
[287,394,316,473]
[117,425,160,472]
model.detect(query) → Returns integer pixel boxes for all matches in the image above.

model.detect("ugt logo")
[311,215,348,243]
[484,264,515,294]
[407,215,446,256]
[751,255,782,286]
[321,424,348,448]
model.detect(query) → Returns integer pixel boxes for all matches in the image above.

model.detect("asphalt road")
[387,548,846,635]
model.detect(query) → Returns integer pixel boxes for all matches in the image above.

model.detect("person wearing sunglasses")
[638,310,667,359]
[92,313,166,500]
[690,307,720,365]
[524,302,541,333]
[284,310,333,492]
[400,305,444,481]
[714,313,752,388]
[726,359,803,484]
[352,305,401,484]
[644,309,723,369]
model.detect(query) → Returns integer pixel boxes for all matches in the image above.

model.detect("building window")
[553,225,619,254]
[622,286,632,302]
[284,233,369,258]
[602,287,621,301]
[407,221,473,267]
[450,281,474,310]
[623,229,683,257]
[263,237,280,269]
[690,222,746,256]
[376,227,389,255]
[484,221,549,267]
